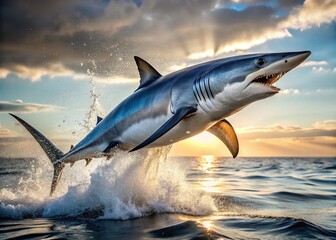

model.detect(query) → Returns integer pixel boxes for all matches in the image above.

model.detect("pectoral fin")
[103,141,118,153]
[207,119,239,158]
[130,105,198,152]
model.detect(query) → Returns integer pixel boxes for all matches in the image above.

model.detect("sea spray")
[0,147,216,219]
[79,59,105,134]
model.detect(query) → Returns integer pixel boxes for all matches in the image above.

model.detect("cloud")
[0,68,10,79]
[232,120,336,156]
[312,66,336,73]
[237,120,336,140]
[300,60,336,74]
[0,63,88,82]
[0,123,16,138]
[0,0,335,82]
[300,61,328,67]
[0,101,62,113]
[313,120,336,129]
[247,136,335,152]
[0,128,12,137]
[281,0,336,29]
[280,88,300,95]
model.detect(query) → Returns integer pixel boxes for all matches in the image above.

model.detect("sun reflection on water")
[199,178,217,193]
[197,155,226,193]
[200,220,212,230]
[199,155,215,172]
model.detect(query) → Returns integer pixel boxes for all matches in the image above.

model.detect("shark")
[10,51,311,195]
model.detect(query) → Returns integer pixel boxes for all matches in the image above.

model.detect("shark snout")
[283,51,311,71]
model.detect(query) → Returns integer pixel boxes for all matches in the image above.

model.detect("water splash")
[0,147,216,219]
[80,59,105,134]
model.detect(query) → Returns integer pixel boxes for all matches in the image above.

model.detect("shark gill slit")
[199,77,207,101]
[202,74,211,100]
[192,83,200,103]
[196,75,206,101]
[206,72,214,98]
[193,77,202,102]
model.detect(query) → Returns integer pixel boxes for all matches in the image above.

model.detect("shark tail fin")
[9,113,65,196]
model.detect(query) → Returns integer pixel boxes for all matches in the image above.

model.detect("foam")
[0,147,216,219]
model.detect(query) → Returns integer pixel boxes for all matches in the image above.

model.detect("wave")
[211,214,336,239]
[1,213,335,240]
[270,191,336,201]
[308,178,336,185]
[147,220,225,239]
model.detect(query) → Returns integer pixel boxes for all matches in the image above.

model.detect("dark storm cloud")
[211,5,280,53]
[277,0,304,9]
[0,0,334,82]
[0,101,61,113]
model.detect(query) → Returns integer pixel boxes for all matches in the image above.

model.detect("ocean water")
[0,150,335,239]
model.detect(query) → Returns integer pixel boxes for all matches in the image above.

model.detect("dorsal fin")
[134,56,162,91]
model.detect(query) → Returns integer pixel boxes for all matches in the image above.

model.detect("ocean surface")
[0,150,335,239]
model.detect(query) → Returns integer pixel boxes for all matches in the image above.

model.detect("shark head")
[241,51,311,97]
[209,51,311,115]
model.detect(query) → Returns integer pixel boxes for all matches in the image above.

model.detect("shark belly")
[118,109,213,150]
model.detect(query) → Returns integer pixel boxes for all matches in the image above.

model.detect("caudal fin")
[9,114,65,196]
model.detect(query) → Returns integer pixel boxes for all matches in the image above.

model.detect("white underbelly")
[119,111,213,150]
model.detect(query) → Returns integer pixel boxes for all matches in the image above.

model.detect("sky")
[0,0,335,157]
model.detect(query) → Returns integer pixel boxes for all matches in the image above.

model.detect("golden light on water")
[200,178,220,193]
[180,217,215,232]
[201,220,213,230]
[198,155,226,193]
[199,155,215,172]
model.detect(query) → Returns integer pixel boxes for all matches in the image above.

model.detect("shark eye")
[256,57,265,67]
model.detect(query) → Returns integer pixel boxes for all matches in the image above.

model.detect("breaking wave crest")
[0,147,216,219]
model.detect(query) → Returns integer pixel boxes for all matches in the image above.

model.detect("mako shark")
[10,51,310,195]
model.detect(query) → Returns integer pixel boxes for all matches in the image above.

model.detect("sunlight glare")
[201,220,212,230]
[200,178,219,193]
[190,132,218,144]
[200,155,215,172]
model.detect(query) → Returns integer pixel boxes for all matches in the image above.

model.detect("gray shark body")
[10,51,311,195]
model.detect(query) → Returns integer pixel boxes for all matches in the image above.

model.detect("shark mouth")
[250,72,287,92]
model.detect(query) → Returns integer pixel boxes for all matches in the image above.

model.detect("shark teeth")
[251,71,286,92]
